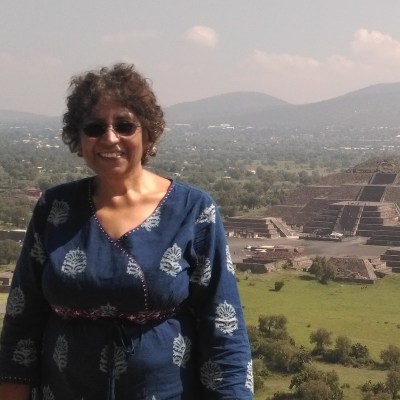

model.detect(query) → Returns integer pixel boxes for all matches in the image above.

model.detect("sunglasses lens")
[82,122,139,137]
[83,123,105,137]
[114,122,137,136]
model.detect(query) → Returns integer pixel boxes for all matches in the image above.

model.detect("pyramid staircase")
[380,248,400,273]
[223,217,280,238]
[302,201,400,237]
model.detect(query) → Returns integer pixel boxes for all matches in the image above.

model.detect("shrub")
[380,344,400,369]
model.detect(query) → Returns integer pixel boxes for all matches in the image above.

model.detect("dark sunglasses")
[82,121,141,138]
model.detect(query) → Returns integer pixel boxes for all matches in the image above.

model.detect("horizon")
[2,80,400,118]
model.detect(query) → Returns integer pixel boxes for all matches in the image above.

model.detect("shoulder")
[42,177,92,202]
[171,180,215,205]
[169,181,220,225]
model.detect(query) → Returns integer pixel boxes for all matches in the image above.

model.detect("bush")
[380,344,400,369]
[274,281,285,291]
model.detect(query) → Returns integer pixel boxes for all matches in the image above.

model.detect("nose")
[100,126,120,143]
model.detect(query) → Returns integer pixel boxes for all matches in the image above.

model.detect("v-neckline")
[87,177,174,242]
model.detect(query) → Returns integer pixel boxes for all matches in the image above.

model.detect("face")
[79,97,148,180]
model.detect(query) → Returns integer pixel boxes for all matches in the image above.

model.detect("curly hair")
[62,63,165,164]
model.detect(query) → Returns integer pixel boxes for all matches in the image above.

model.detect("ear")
[76,143,83,157]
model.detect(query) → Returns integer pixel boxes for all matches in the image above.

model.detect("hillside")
[2,82,400,132]
[165,91,290,125]
[0,109,60,125]
[165,82,400,129]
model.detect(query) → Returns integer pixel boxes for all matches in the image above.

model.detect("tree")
[361,380,388,397]
[252,358,268,393]
[381,345,400,369]
[309,256,336,284]
[268,341,311,373]
[290,366,343,400]
[350,342,371,366]
[0,240,21,265]
[298,380,334,400]
[309,328,332,355]
[386,367,400,400]
[333,335,352,364]
[258,314,290,341]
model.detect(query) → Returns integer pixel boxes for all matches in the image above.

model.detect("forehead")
[88,96,135,119]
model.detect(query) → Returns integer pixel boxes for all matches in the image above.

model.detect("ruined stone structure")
[265,158,400,244]
[236,245,312,273]
[380,248,400,273]
[0,271,12,293]
[224,217,297,238]
[329,256,382,284]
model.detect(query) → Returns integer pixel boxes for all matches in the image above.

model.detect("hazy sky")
[3,0,400,116]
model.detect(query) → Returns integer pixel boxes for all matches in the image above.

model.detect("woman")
[0,63,253,400]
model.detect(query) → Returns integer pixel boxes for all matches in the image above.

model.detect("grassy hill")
[237,271,400,399]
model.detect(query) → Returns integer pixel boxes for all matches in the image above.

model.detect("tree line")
[249,314,400,399]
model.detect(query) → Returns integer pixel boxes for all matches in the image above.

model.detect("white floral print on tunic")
[200,360,223,390]
[53,335,68,372]
[47,199,70,226]
[215,301,238,335]
[226,245,235,275]
[196,204,216,224]
[61,248,87,278]
[160,243,182,277]
[30,233,47,264]
[172,333,191,368]
[142,208,161,231]
[99,345,128,379]
[245,360,254,393]
[190,255,212,286]
[43,385,55,400]
[96,303,117,317]
[126,259,143,279]
[6,286,25,317]
[12,338,37,367]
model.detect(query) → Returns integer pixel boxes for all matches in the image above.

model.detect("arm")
[0,195,50,390]
[189,200,253,399]
[0,383,31,400]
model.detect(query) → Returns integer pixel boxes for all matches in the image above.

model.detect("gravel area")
[228,236,391,264]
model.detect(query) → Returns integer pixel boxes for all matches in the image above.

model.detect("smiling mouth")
[98,152,124,158]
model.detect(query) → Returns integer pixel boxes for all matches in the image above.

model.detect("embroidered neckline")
[87,176,174,242]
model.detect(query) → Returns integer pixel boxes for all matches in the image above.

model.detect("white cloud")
[183,25,217,48]
[352,28,400,63]
[253,50,320,70]
[101,29,159,45]
[240,28,400,103]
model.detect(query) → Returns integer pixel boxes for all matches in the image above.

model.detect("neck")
[93,168,152,199]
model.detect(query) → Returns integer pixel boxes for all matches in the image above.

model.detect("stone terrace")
[330,256,378,284]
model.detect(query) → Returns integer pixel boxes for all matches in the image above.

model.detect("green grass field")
[238,271,400,399]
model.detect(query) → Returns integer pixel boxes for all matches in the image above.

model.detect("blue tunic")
[0,178,253,400]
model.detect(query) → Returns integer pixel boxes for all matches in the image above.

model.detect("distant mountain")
[0,109,60,125]
[3,82,400,130]
[165,92,290,125]
[165,83,400,129]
